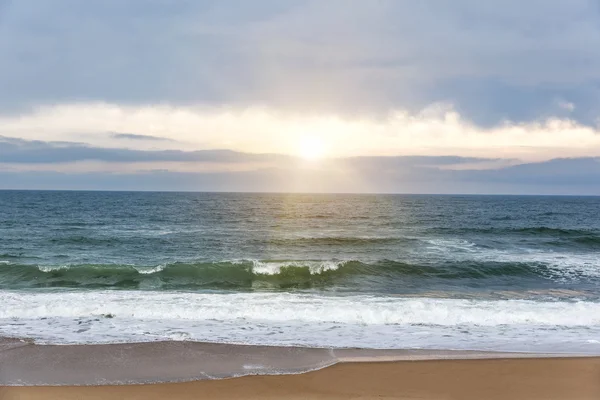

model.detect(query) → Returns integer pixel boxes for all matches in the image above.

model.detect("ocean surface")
[1,191,600,353]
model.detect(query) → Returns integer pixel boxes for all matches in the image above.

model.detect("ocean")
[1,191,599,353]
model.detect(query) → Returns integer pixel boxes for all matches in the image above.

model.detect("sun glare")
[298,137,326,160]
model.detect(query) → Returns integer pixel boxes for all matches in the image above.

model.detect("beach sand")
[3,357,600,400]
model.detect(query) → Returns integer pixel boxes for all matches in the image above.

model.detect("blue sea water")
[1,191,599,352]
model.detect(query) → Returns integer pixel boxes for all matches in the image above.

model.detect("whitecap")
[134,264,167,274]
[250,260,346,275]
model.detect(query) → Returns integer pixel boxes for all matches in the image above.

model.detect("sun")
[298,137,326,160]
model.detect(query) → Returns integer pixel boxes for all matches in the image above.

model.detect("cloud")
[556,99,576,112]
[1,135,501,170]
[1,1,599,194]
[485,157,600,184]
[1,1,600,124]
[0,135,288,164]
[1,103,600,161]
[1,135,599,194]
[110,132,178,142]
[1,157,599,195]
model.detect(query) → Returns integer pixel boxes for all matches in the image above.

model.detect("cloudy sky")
[1,0,600,193]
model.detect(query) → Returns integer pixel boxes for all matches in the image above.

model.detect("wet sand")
[3,357,600,400]
[1,338,599,399]
[2,337,575,385]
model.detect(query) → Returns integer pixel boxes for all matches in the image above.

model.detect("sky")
[1,0,600,193]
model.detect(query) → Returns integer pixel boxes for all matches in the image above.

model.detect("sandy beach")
[2,357,599,400]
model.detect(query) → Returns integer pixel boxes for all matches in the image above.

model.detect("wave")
[3,291,600,327]
[3,292,600,352]
[428,227,600,248]
[514,227,599,236]
[0,260,352,290]
[0,253,24,259]
[49,236,120,245]
[264,236,419,246]
[47,234,179,246]
[571,236,600,245]
[47,235,421,248]
[2,291,600,351]
[263,229,600,250]
[431,226,599,236]
[0,257,597,290]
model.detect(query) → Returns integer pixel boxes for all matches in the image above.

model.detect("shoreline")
[3,357,600,400]
[1,337,597,386]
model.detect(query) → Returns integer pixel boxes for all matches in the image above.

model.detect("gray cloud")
[1,1,599,124]
[0,136,500,166]
[0,136,287,163]
[472,158,600,185]
[1,136,497,166]
[1,159,599,195]
[1,136,599,194]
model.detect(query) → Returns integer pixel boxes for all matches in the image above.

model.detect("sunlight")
[298,136,326,160]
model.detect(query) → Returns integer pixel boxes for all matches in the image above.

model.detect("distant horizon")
[2,138,599,195]
[2,188,599,197]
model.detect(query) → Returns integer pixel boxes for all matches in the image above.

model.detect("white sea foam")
[1,291,599,353]
[250,260,346,275]
[424,238,478,252]
[2,291,597,326]
[134,264,167,274]
[419,238,600,280]
[36,265,70,272]
[473,249,600,280]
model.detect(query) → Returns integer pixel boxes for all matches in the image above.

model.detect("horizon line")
[1,188,598,197]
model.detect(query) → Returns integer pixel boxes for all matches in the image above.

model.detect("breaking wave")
[2,291,600,351]
[0,256,598,290]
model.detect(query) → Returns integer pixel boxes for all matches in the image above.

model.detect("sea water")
[1,191,599,353]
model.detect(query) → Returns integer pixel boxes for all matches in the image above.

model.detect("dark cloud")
[1,1,599,124]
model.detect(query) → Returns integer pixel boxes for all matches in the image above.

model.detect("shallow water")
[0,338,572,385]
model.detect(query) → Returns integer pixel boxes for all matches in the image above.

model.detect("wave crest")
[250,260,346,275]
[0,257,597,290]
